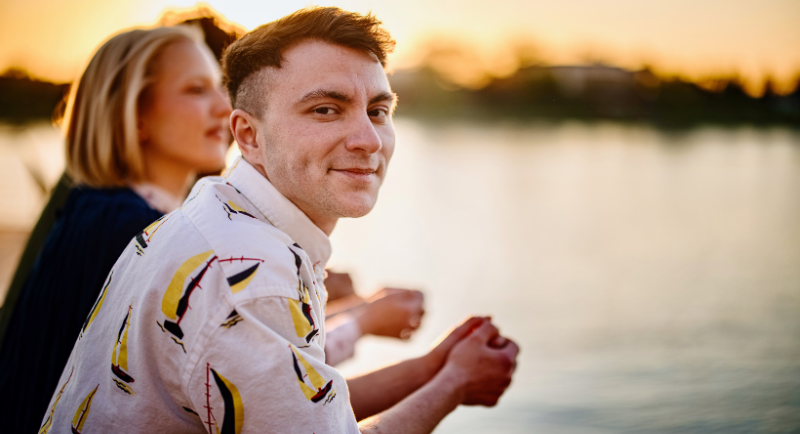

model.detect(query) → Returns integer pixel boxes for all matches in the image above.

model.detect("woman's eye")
[187,86,205,94]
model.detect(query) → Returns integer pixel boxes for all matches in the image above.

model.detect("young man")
[41,7,518,433]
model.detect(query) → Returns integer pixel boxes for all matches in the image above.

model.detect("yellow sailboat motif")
[141,215,169,239]
[226,263,258,294]
[162,250,214,318]
[221,198,256,220]
[39,367,73,433]
[289,345,333,403]
[287,283,318,343]
[134,215,172,253]
[209,367,245,434]
[160,250,216,339]
[111,305,135,386]
[71,385,99,434]
[286,247,318,344]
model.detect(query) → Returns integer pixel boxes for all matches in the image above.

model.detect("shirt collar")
[223,156,332,267]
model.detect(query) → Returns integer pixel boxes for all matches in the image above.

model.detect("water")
[2,120,799,432]
[329,120,800,433]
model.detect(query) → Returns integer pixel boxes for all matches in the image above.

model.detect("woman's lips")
[205,126,225,139]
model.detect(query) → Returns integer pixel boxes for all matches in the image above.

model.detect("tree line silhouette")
[1,9,797,129]
[390,64,800,128]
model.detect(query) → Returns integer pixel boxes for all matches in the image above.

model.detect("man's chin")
[333,196,378,219]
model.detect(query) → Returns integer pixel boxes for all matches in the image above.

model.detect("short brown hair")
[222,7,395,115]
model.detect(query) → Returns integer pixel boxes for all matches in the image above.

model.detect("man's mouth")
[330,168,378,181]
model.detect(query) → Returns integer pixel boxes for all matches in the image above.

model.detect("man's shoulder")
[175,177,302,298]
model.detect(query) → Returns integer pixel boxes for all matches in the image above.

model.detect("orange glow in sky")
[1,0,798,93]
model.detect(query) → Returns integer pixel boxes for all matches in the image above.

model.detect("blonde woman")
[0,25,230,432]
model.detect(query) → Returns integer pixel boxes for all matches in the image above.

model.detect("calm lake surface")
[2,120,800,433]
[330,120,800,433]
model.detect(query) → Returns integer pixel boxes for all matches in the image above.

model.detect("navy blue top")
[0,187,162,433]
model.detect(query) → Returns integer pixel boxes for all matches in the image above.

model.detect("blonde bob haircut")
[64,25,204,187]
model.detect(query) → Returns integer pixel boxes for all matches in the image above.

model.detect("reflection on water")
[1,120,799,432]
[330,120,800,433]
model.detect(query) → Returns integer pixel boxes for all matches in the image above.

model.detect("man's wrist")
[421,347,447,379]
[429,363,467,406]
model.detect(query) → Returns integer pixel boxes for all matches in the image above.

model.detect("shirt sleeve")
[324,314,363,366]
[185,296,358,434]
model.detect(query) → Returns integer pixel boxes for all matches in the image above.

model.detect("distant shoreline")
[3,65,799,130]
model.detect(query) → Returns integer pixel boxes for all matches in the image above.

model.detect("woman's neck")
[142,156,195,200]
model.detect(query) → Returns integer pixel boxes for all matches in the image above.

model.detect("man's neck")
[246,157,337,236]
[305,212,337,237]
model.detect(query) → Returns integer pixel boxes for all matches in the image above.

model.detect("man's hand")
[357,288,425,339]
[355,317,520,433]
[438,318,519,406]
[423,316,486,372]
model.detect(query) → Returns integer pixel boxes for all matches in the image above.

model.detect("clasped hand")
[428,317,519,406]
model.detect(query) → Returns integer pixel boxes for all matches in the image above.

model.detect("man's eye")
[368,108,387,118]
[187,86,205,94]
[315,107,334,115]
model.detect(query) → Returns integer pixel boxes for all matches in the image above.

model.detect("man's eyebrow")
[296,89,397,106]
[297,89,352,104]
[369,91,396,105]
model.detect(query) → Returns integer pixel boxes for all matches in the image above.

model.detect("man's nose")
[344,113,382,153]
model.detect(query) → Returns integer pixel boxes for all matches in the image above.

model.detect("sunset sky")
[1,0,798,93]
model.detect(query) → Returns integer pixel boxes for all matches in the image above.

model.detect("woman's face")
[138,40,231,175]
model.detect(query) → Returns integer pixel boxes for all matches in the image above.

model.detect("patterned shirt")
[39,157,359,434]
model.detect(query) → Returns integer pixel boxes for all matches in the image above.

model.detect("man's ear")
[230,109,261,165]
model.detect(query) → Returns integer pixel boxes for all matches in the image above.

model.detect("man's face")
[251,40,396,232]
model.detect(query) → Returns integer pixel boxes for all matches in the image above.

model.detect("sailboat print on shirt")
[159,250,217,340]
[80,271,112,339]
[288,283,318,344]
[71,385,99,434]
[39,367,73,434]
[111,304,135,394]
[289,344,335,404]
[134,214,172,255]
[219,255,264,294]
[287,248,319,344]
[204,363,244,434]
[215,194,256,221]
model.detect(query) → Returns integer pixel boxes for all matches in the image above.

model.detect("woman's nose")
[213,88,232,117]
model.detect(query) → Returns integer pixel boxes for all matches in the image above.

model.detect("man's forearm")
[357,367,463,434]
[347,353,441,421]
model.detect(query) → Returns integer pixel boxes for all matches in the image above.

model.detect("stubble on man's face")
[254,40,396,234]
